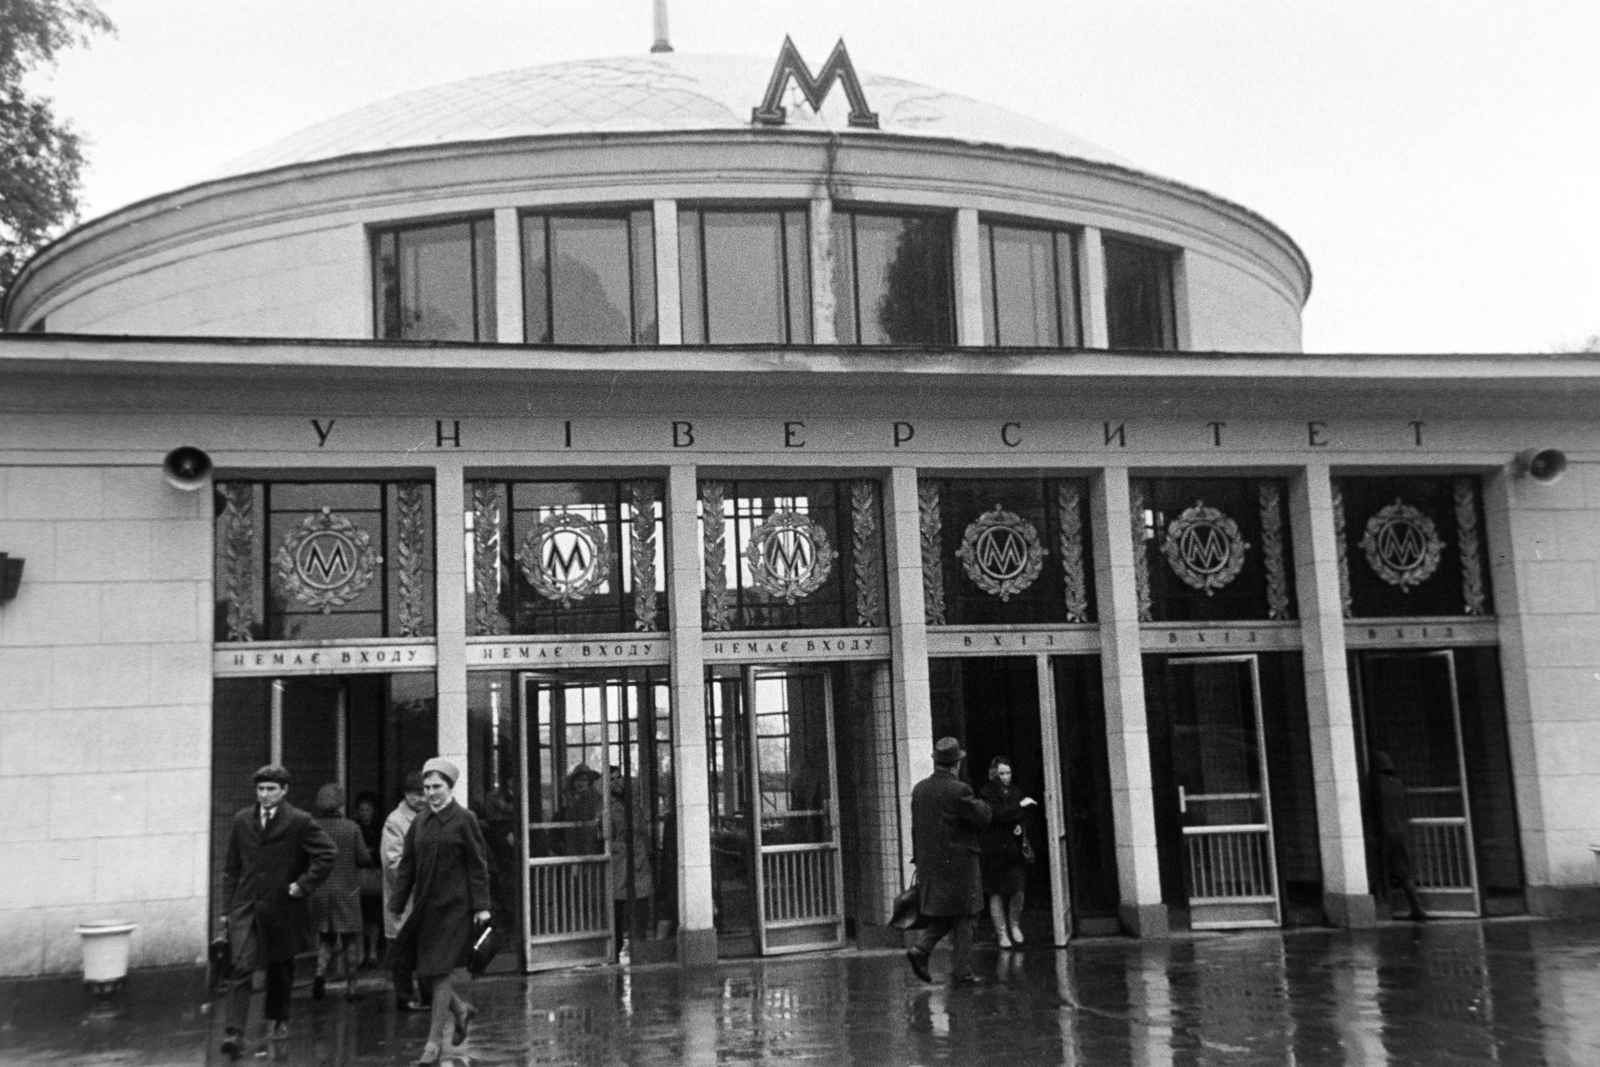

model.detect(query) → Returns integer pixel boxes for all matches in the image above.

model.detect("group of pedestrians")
[905,737,1040,987]
[218,758,491,1064]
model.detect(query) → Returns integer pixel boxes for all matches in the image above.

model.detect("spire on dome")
[650,0,673,53]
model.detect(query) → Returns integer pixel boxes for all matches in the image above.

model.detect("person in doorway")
[354,790,384,968]
[906,737,992,987]
[977,756,1038,948]
[609,766,655,955]
[218,764,335,1059]
[1373,752,1428,921]
[382,772,428,1010]
[389,758,492,1065]
[309,783,372,999]
[561,764,605,855]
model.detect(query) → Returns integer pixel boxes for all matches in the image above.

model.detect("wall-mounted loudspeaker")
[1516,448,1567,485]
[163,446,213,491]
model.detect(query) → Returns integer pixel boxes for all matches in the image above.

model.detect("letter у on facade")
[1,42,1595,980]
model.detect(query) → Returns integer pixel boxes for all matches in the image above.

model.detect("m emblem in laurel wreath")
[275,507,382,613]
[956,506,1046,601]
[1162,502,1248,595]
[745,510,836,604]
[1361,500,1441,591]
[517,511,612,607]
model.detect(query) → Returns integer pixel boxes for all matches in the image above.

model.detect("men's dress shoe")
[951,973,986,987]
[400,997,429,1013]
[452,1002,477,1045]
[220,1027,243,1057]
[906,948,933,983]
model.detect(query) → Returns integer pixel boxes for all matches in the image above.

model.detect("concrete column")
[666,464,715,963]
[653,199,682,345]
[1035,653,1070,946]
[493,207,523,343]
[953,207,984,347]
[1482,467,1553,894]
[809,197,838,344]
[1288,465,1375,927]
[1170,249,1191,351]
[884,467,933,885]
[433,460,470,799]
[1080,226,1109,349]
[352,223,374,339]
[1090,467,1166,935]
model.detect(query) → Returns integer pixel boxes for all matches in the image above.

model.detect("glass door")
[1166,655,1282,929]
[704,666,845,955]
[518,674,614,970]
[1357,650,1480,917]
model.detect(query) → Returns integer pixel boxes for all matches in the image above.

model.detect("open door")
[1357,650,1481,917]
[518,674,613,970]
[1166,655,1282,929]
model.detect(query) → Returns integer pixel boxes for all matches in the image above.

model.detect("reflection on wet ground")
[4,919,1600,1066]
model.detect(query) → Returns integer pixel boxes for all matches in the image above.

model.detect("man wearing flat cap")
[906,737,992,987]
[219,764,336,1058]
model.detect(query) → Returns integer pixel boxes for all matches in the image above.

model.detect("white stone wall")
[1500,462,1600,892]
[1183,250,1304,353]
[41,226,363,340]
[0,466,212,976]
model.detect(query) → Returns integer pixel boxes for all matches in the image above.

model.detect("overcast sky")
[27,0,1600,353]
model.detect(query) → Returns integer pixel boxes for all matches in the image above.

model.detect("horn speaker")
[163,446,213,490]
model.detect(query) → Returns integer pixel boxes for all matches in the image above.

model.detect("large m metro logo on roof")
[753,37,879,129]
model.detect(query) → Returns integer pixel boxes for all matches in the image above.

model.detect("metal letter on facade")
[219,482,258,642]
[1454,477,1487,616]
[701,482,733,631]
[1056,483,1090,623]
[395,482,429,637]
[957,506,1046,602]
[275,507,382,614]
[1332,480,1353,618]
[1131,484,1153,622]
[1259,482,1293,620]
[630,480,661,631]
[1361,499,1442,592]
[517,511,612,608]
[1163,501,1249,596]
[746,509,837,605]
[851,480,886,627]
[919,483,946,625]
[470,482,509,636]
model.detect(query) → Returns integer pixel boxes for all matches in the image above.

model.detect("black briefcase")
[208,935,232,993]
[467,922,502,976]
[890,884,928,931]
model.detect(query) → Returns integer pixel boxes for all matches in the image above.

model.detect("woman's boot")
[988,896,1011,947]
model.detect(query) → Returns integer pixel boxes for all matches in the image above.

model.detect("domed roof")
[217,52,1136,179]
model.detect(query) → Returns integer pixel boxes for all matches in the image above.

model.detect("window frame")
[831,206,957,346]
[677,203,813,345]
[977,216,1084,348]
[520,206,658,346]
[370,215,496,342]
[1103,233,1179,350]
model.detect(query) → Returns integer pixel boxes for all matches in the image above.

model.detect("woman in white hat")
[389,757,491,1064]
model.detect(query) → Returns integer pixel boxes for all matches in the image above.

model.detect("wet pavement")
[5,919,1600,1066]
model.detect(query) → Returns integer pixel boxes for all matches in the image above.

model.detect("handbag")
[1019,830,1037,865]
[467,921,502,976]
[891,883,929,931]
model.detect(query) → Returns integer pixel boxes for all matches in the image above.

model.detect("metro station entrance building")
[1,46,1594,976]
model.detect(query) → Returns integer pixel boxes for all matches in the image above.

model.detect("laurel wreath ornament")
[516,511,612,607]
[274,508,382,614]
[1162,501,1248,595]
[745,510,837,604]
[956,506,1047,602]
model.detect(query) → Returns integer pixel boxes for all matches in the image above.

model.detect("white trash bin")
[77,920,138,996]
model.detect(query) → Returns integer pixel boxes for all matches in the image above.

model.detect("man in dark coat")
[1373,751,1427,921]
[906,737,992,986]
[219,764,336,1058]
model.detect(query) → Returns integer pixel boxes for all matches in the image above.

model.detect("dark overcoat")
[310,815,372,935]
[911,767,992,917]
[390,799,491,977]
[977,781,1029,893]
[222,801,336,964]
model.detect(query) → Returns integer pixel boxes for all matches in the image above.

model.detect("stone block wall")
[0,466,212,976]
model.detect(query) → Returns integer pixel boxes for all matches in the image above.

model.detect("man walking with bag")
[218,764,335,1058]
[906,737,992,987]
